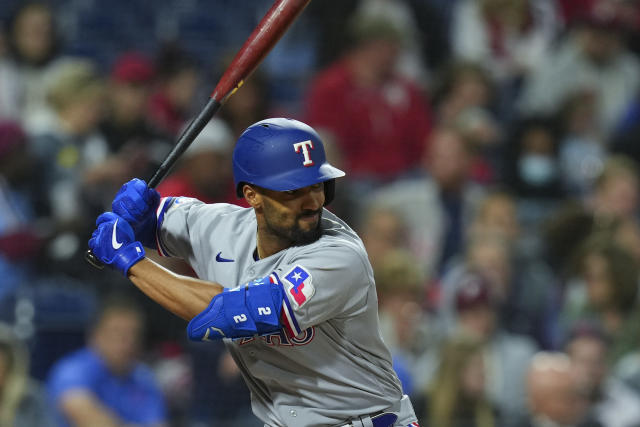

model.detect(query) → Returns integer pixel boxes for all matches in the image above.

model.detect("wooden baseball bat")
[86,0,311,269]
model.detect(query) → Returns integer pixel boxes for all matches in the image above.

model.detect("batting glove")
[112,178,160,248]
[88,212,145,276]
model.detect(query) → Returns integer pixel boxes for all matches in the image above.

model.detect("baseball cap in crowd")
[455,270,492,312]
[348,14,407,47]
[46,60,104,112]
[182,118,234,159]
[0,121,26,160]
[111,52,154,84]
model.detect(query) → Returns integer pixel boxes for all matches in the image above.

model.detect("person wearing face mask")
[518,152,558,190]
[503,116,565,224]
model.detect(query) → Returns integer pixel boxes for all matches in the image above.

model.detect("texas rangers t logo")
[283,265,315,308]
[293,140,314,167]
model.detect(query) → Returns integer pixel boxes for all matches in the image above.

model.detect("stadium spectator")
[557,91,607,199]
[100,51,170,181]
[358,206,409,271]
[436,235,512,328]
[447,269,538,426]
[501,116,565,226]
[466,191,561,348]
[367,126,485,276]
[611,88,640,167]
[450,0,559,86]
[588,156,640,223]
[524,352,589,427]
[348,0,432,87]
[468,190,520,246]
[31,60,110,217]
[432,61,501,166]
[374,249,436,398]
[561,236,640,366]
[424,337,498,427]
[0,25,21,121]
[565,323,640,427]
[2,2,74,134]
[157,118,238,205]
[518,1,640,137]
[450,0,559,122]
[543,196,640,280]
[148,44,200,137]
[304,13,433,184]
[28,60,133,269]
[0,121,47,306]
[0,323,54,427]
[47,295,167,427]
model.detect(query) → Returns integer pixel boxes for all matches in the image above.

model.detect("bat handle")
[85,250,105,270]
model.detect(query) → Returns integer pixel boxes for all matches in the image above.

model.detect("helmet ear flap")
[323,180,335,206]
[236,182,245,198]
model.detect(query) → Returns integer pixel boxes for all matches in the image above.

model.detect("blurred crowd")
[2,0,640,426]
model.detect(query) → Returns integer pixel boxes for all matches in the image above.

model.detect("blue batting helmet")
[232,118,345,204]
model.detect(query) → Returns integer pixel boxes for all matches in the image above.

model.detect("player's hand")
[112,178,160,248]
[88,212,145,276]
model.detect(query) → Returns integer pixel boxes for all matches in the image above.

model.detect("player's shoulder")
[320,210,364,247]
[292,210,369,266]
[165,198,252,219]
[196,202,251,216]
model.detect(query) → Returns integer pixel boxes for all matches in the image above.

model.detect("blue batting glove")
[88,212,145,276]
[112,178,160,248]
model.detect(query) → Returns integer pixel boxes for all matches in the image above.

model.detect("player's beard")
[263,205,323,246]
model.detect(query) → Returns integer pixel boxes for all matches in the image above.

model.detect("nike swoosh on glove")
[112,178,160,248]
[88,212,145,276]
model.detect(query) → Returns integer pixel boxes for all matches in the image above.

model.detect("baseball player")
[88,118,420,427]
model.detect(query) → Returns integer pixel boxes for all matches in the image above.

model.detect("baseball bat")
[86,0,311,269]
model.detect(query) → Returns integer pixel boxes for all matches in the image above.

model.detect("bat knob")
[85,249,105,270]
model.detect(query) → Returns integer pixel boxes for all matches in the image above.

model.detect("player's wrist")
[113,242,146,276]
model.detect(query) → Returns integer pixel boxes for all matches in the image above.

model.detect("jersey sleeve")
[155,197,239,264]
[155,197,203,259]
[277,240,373,336]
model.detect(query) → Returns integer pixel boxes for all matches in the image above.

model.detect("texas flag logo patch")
[283,265,315,308]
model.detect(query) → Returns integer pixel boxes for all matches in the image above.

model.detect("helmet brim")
[236,162,345,196]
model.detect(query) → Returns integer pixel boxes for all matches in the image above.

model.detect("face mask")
[518,154,557,186]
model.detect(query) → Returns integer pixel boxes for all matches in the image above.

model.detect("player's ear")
[243,185,261,209]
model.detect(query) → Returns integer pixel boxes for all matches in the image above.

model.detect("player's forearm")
[128,258,223,321]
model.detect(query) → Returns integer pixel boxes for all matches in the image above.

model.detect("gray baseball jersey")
[155,197,418,426]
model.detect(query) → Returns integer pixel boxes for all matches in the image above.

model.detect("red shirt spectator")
[304,17,432,181]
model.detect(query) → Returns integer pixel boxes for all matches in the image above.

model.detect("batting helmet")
[232,118,345,204]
